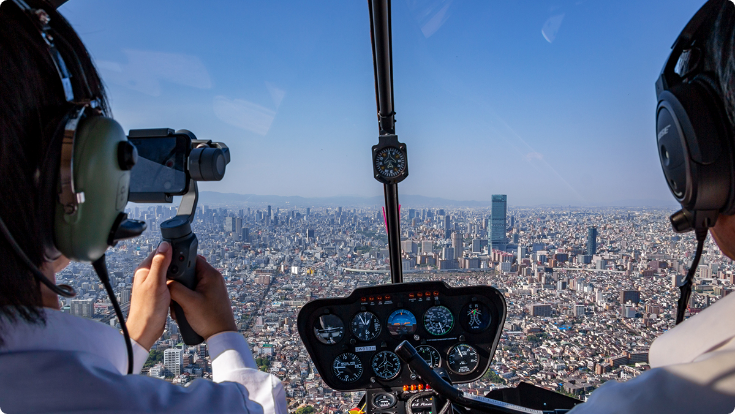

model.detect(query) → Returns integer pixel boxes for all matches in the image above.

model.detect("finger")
[194,255,217,283]
[169,306,177,322]
[137,248,158,271]
[132,249,158,284]
[148,242,172,288]
[168,279,201,310]
[198,255,207,262]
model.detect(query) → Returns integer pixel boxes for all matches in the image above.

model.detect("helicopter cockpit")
[52,0,715,413]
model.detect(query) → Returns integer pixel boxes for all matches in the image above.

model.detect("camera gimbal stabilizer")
[128,129,230,345]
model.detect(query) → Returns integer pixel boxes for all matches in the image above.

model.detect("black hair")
[0,0,108,345]
[707,1,735,127]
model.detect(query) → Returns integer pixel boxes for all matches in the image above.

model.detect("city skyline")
[191,190,682,209]
[57,200,732,411]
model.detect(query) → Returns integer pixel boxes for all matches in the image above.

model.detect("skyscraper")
[587,227,598,255]
[489,195,508,252]
[452,232,462,259]
[224,217,236,232]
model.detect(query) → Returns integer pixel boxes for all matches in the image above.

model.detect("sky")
[58,0,707,207]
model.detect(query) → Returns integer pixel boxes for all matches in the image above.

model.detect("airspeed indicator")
[423,305,454,336]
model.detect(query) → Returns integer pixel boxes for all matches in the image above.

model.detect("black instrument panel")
[297,281,507,391]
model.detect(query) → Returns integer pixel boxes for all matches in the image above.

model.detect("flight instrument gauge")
[460,302,491,333]
[387,309,417,336]
[372,134,408,185]
[374,147,406,178]
[423,305,454,336]
[333,352,363,383]
[313,314,344,344]
[416,345,441,368]
[447,344,479,374]
[351,311,382,341]
[371,350,402,380]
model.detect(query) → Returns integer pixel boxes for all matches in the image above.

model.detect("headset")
[655,0,733,324]
[0,0,145,373]
[656,0,734,234]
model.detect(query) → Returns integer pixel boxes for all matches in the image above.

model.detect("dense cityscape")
[55,195,735,413]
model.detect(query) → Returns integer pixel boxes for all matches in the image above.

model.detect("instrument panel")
[297,281,507,391]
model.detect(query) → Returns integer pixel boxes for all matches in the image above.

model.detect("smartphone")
[128,130,190,197]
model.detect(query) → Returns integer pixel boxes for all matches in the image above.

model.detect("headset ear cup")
[662,75,733,214]
[692,75,735,214]
[54,115,131,262]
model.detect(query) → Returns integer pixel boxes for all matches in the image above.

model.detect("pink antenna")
[382,205,401,234]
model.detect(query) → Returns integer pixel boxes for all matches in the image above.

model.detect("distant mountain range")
[198,191,678,209]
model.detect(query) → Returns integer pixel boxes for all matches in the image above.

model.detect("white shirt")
[569,291,735,414]
[0,309,287,413]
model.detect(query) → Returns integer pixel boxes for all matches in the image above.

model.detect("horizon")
[190,190,681,209]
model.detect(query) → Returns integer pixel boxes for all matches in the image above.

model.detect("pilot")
[0,0,286,412]
[569,1,735,413]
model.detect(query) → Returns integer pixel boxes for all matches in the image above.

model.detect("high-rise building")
[164,348,183,377]
[489,195,508,252]
[472,239,483,253]
[620,290,641,304]
[587,227,598,255]
[528,303,552,317]
[421,240,433,254]
[441,247,455,261]
[401,240,417,255]
[241,227,250,242]
[451,232,462,259]
[121,288,131,305]
[224,217,236,232]
[70,298,94,319]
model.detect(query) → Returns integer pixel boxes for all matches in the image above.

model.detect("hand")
[126,242,172,351]
[168,255,237,340]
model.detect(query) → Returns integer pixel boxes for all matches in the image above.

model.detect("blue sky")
[59,0,705,206]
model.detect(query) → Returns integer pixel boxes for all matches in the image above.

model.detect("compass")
[375,147,406,178]
[372,134,408,184]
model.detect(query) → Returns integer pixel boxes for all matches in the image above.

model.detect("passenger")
[0,1,286,412]
[569,1,735,413]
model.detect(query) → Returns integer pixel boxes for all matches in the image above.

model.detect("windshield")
[56,0,728,410]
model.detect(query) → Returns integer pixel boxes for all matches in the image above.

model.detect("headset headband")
[11,0,74,101]
[10,0,102,215]
[657,0,724,96]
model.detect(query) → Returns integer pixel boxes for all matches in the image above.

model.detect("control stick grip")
[163,227,204,345]
[395,341,551,414]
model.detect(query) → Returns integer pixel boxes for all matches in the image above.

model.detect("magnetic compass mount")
[372,134,408,185]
